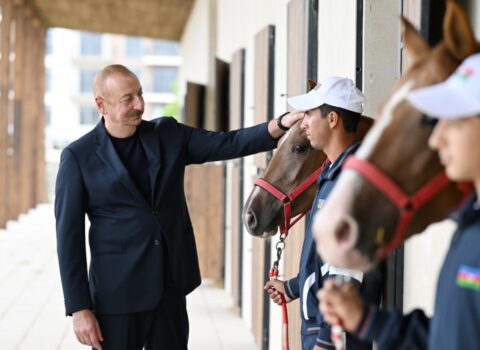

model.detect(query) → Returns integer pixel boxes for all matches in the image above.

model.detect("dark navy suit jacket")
[55,117,276,315]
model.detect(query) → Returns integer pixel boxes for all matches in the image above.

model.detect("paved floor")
[0,204,257,350]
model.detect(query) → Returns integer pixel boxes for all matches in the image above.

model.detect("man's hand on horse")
[264,279,292,305]
[268,111,305,139]
[72,309,104,350]
[317,279,363,332]
[280,110,305,129]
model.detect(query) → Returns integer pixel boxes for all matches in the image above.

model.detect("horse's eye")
[420,114,438,128]
[292,144,307,153]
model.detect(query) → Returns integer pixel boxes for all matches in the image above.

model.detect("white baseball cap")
[287,76,365,113]
[407,53,480,119]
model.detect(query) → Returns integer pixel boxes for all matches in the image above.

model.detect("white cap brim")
[287,93,323,112]
[408,83,480,119]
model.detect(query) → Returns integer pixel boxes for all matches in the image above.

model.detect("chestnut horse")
[243,111,373,237]
[313,0,478,272]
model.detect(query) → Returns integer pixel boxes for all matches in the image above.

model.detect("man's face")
[429,116,480,182]
[300,107,330,150]
[99,73,145,130]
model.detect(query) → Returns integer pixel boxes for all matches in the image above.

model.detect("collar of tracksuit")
[450,193,479,227]
[319,139,361,183]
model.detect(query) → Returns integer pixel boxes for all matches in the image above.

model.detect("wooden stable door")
[252,25,275,350]
[184,81,225,280]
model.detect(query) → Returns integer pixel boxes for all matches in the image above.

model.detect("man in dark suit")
[55,64,302,350]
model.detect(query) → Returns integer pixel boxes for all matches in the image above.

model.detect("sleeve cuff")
[316,327,336,350]
[354,303,374,338]
[354,303,391,342]
[65,298,93,316]
[284,279,298,300]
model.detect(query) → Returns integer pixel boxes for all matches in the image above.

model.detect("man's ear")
[95,97,106,115]
[328,111,339,129]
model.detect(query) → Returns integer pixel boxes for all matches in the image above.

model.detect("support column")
[33,23,46,205]
[0,0,12,227]
[18,6,33,213]
[6,1,25,220]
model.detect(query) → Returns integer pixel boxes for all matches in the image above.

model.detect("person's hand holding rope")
[318,279,364,332]
[264,280,293,305]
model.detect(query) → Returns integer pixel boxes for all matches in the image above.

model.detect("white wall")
[216,0,277,62]
[362,0,401,117]
[317,0,357,82]
[403,220,456,315]
[179,0,210,105]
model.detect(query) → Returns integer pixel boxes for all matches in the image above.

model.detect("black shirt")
[109,131,151,203]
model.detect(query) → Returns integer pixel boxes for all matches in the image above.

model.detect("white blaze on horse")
[313,0,478,272]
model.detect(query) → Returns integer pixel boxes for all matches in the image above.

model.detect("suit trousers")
[94,286,189,350]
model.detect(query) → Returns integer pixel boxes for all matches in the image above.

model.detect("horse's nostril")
[335,218,351,243]
[245,210,257,228]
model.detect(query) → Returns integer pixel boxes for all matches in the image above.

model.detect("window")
[125,36,143,57]
[80,32,102,55]
[80,69,97,93]
[79,106,99,125]
[151,104,165,117]
[45,106,51,126]
[152,67,177,93]
[153,39,179,56]
[46,30,53,55]
[45,69,52,92]
[132,68,142,82]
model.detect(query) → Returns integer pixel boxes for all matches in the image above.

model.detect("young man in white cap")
[265,76,383,350]
[318,53,480,350]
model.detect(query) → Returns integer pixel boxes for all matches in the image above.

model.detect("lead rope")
[331,275,350,350]
[269,233,289,350]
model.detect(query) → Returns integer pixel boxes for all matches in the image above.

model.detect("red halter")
[254,164,324,350]
[254,165,324,237]
[343,156,453,259]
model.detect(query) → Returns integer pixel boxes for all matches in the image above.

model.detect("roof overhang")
[28,0,194,40]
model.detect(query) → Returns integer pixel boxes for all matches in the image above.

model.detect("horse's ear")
[356,115,374,140]
[402,17,430,62]
[307,79,316,92]
[443,0,477,61]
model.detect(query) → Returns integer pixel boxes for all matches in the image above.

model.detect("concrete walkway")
[0,204,257,350]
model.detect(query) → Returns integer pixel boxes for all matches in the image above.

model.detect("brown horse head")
[243,111,374,237]
[313,0,478,271]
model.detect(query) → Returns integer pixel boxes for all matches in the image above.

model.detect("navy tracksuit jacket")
[354,193,480,350]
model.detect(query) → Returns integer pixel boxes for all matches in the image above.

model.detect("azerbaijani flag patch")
[317,198,326,209]
[456,265,480,291]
